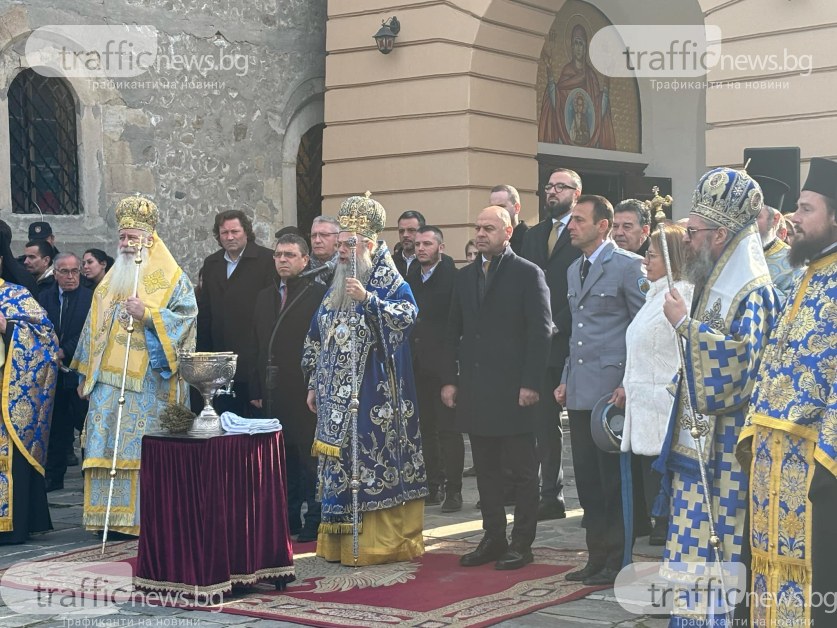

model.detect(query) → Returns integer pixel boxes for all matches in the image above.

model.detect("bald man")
[442,206,552,570]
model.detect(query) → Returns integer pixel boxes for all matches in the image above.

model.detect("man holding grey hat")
[738,157,837,627]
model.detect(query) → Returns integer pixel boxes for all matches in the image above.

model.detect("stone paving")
[0,431,668,627]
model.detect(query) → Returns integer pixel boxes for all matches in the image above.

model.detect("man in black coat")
[37,253,92,491]
[442,206,552,570]
[520,167,583,521]
[249,234,326,542]
[197,210,275,415]
[408,226,464,512]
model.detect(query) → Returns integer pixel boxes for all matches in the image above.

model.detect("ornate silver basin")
[179,351,237,436]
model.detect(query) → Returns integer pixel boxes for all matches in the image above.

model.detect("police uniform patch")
[638,277,651,294]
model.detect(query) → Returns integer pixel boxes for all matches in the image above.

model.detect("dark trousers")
[416,372,465,493]
[285,443,321,533]
[810,462,837,628]
[45,388,87,482]
[568,409,625,570]
[470,432,539,548]
[536,366,565,502]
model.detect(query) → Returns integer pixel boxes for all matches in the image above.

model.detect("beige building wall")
[323,0,707,261]
[322,0,559,261]
[701,0,837,185]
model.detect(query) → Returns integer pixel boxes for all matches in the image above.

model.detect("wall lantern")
[373,16,400,54]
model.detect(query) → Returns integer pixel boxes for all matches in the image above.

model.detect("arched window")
[8,69,80,215]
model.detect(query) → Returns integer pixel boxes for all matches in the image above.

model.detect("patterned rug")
[1,537,604,627]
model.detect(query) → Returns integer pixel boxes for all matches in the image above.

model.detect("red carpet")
[1,538,605,627]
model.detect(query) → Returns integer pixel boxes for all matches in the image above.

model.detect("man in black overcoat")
[37,253,92,491]
[521,167,583,521]
[249,234,326,542]
[197,210,275,415]
[442,206,552,570]
[408,225,464,512]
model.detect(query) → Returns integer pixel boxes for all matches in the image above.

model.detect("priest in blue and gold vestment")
[738,157,837,628]
[303,193,427,566]
[72,195,197,535]
[0,248,58,543]
[657,167,781,626]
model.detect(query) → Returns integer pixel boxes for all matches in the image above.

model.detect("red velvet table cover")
[135,431,294,595]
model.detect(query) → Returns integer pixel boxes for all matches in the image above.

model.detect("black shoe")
[66,453,79,467]
[495,546,534,570]
[296,527,318,543]
[649,517,668,546]
[459,535,508,567]
[536,499,567,521]
[441,492,463,513]
[583,566,619,585]
[463,466,477,478]
[426,486,445,506]
[565,562,605,581]
[45,478,64,492]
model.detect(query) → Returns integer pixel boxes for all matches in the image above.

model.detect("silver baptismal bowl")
[179,351,237,436]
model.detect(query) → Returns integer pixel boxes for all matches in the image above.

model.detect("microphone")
[298,260,336,279]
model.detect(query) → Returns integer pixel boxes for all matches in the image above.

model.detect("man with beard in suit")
[250,234,327,542]
[520,168,583,521]
[443,206,552,570]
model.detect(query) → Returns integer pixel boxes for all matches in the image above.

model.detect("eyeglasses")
[644,251,660,259]
[685,227,718,238]
[56,268,81,276]
[311,232,339,240]
[544,183,577,193]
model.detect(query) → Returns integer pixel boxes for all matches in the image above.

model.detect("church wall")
[0,0,327,277]
[323,0,707,260]
[701,0,836,185]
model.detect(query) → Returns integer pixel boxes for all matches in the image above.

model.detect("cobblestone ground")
[0,425,669,627]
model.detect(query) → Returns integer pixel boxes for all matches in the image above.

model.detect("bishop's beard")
[109,247,149,299]
[330,247,374,311]
[684,239,716,292]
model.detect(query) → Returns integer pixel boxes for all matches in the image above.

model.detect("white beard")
[330,247,373,311]
[109,247,149,299]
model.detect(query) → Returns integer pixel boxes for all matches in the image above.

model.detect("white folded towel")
[220,411,282,435]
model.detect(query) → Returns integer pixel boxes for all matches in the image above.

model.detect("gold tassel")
[319,522,363,535]
[312,440,340,457]
[751,554,810,585]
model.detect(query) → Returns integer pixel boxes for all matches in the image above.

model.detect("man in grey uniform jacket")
[555,194,646,585]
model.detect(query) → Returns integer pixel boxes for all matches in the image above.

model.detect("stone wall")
[0,0,326,278]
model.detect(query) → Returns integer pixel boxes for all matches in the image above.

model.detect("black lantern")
[373,16,400,55]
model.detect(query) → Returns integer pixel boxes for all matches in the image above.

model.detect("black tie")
[580,259,591,285]
[59,293,70,336]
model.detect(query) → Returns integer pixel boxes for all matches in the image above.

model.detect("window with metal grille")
[8,69,81,215]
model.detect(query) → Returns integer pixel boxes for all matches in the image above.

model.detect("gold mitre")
[116,194,159,233]
[337,191,386,241]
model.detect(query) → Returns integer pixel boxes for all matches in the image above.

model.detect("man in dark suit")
[249,234,327,541]
[521,167,583,521]
[197,210,275,415]
[393,210,425,282]
[489,184,529,255]
[443,206,552,570]
[555,195,646,585]
[37,253,92,491]
[408,225,464,512]
[613,199,651,257]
